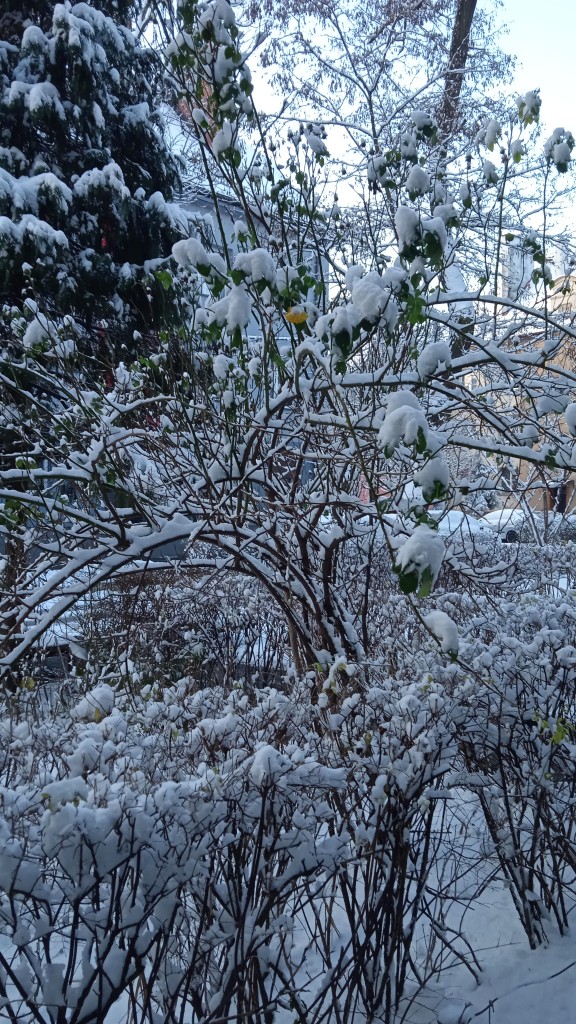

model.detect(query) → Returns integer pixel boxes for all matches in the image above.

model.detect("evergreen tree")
[0,1,196,678]
[0,0,192,363]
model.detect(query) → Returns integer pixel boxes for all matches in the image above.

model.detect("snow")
[345,264,365,291]
[433,202,458,225]
[517,90,541,120]
[406,163,430,195]
[417,341,452,378]
[510,139,524,161]
[411,110,436,132]
[170,236,208,270]
[212,353,230,380]
[1,658,576,1022]
[198,0,237,33]
[564,402,576,435]
[71,683,115,721]
[0,212,68,250]
[29,81,64,119]
[208,284,252,332]
[482,159,498,183]
[386,389,422,414]
[21,25,47,49]
[234,248,277,285]
[537,394,566,416]
[437,998,471,1024]
[553,140,571,165]
[383,265,407,292]
[317,304,361,345]
[250,744,292,785]
[483,118,502,148]
[304,129,329,156]
[41,778,89,810]
[212,120,233,159]
[424,610,459,654]
[351,271,398,327]
[0,168,73,216]
[414,456,450,498]
[379,390,431,452]
[544,127,573,169]
[422,215,447,252]
[73,161,130,201]
[395,524,446,583]
[2,4,576,1021]
[399,132,417,159]
[214,45,236,84]
[395,205,420,248]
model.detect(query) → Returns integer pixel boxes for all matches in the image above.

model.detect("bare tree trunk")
[439,0,478,133]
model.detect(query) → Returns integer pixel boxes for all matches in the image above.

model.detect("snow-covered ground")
[399,889,576,1024]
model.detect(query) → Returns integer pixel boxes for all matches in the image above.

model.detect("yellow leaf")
[285,308,308,324]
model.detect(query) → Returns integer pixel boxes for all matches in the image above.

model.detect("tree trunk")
[439,0,478,133]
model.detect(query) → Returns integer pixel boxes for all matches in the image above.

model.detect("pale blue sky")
[501,0,576,134]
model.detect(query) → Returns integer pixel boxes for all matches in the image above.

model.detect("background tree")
[439,0,479,133]
[0,0,192,363]
[238,0,511,147]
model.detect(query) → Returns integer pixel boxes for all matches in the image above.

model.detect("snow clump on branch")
[351,271,398,328]
[516,89,542,124]
[379,390,430,453]
[395,526,446,592]
[406,164,430,196]
[410,110,437,135]
[544,127,574,172]
[478,118,501,149]
[234,248,277,285]
[395,206,420,250]
[482,159,498,185]
[395,207,447,262]
[417,341,452,379]
[207,284,252,332]
[413,456,450,502]
[424,611,459,656]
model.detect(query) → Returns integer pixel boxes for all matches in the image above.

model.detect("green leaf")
[415,426,428,455]
[156,269,172,291]
[271,179,290,202]
[397,568,419,594]
[405,293,425,326]
[421,479,448,503]
[544,450,557,469]
[417,566,434,598]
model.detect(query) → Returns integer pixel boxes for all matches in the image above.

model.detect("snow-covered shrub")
[76,567,290,687]
[3,574,576,1021]
[0,672,466,1023]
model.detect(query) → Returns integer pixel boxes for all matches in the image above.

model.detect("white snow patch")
[406,164,430,195]
[417,341,452,378]
[424,610,459,655]
[395,525,445,586]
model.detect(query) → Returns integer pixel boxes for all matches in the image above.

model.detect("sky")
[502,0,576,136]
